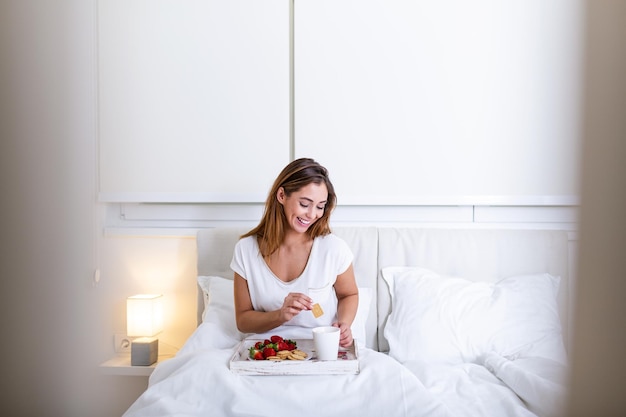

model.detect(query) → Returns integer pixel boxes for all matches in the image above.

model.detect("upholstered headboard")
[196,227,570,353]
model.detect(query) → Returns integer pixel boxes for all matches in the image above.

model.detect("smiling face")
[277,182,328,234]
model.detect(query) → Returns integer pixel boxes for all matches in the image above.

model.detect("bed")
[124,227,571,417]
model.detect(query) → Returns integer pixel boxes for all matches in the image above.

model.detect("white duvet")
[123,324,567,417]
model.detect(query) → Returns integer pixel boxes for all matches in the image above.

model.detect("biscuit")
[312,303,324,318]
[277,351,290,359]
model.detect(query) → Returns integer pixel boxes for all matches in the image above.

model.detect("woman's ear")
[276,187,286,204]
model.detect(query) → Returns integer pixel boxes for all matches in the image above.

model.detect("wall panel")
[294,0,583,205]
[98,0,289,202]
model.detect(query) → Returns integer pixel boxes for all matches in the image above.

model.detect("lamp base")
[131,337,159,366]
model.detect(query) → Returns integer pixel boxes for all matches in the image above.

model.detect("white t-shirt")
[230,233,353,335]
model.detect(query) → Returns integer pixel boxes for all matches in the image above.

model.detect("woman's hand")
[333,321,353,347]
[279,292,313,323]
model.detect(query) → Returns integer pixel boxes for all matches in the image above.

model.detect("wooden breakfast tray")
[229,338,359,375]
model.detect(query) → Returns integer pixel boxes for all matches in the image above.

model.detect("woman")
[231,158,359,347]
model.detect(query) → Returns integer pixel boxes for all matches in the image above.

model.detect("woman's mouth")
[297,217,311,226]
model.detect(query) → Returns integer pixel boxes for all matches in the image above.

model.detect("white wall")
[100,235,198,354]
[566,1,626,415]
[0,1,146,415]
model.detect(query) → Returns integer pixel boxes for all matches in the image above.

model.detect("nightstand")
[99,353,175,376]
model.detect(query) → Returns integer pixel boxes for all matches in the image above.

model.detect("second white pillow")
[382,267,567,365]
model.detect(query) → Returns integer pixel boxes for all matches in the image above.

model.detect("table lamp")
[127,294,164,366]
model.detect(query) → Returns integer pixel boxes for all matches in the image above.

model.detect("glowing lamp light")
[127,294,163,366]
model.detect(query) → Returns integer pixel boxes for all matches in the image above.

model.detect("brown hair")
[242,158,336,257]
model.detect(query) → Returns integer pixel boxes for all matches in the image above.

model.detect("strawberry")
[249,347,264,360]
[262,347,276,358]
[248,335,297,360]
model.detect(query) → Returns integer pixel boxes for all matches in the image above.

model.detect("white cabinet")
[98,0,582,206]
[294,0,582,205]
[98,0,289,202]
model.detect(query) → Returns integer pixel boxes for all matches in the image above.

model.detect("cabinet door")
[98,0,289,202]
[294,0,582,204]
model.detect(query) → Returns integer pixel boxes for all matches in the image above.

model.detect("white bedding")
[123,324,449,417]
[123,323,566,417]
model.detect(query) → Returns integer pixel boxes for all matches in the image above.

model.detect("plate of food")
[245,335,311,361]
[230,335,359,375]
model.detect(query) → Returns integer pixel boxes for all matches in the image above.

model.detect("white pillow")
[382,267,567,365]
[482,352,568,417]
[198,275,371,346]
[197,276,245,343]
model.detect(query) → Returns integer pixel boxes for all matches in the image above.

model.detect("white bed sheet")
[123,324,560,417]
[123,324,448,417]
[404,360,538,417]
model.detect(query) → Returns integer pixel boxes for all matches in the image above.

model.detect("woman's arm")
[233,273,313,334]
[333,263,359,347]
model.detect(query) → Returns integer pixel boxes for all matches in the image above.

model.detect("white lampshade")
[127,294,164,337]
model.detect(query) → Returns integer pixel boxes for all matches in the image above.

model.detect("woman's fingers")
[280,293,313,321]
[333,322,353,347]
[287,292,313,311]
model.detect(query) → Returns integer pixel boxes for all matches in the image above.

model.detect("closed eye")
[299,198,326,210]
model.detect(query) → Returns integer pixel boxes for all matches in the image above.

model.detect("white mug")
[312,326,340,361]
